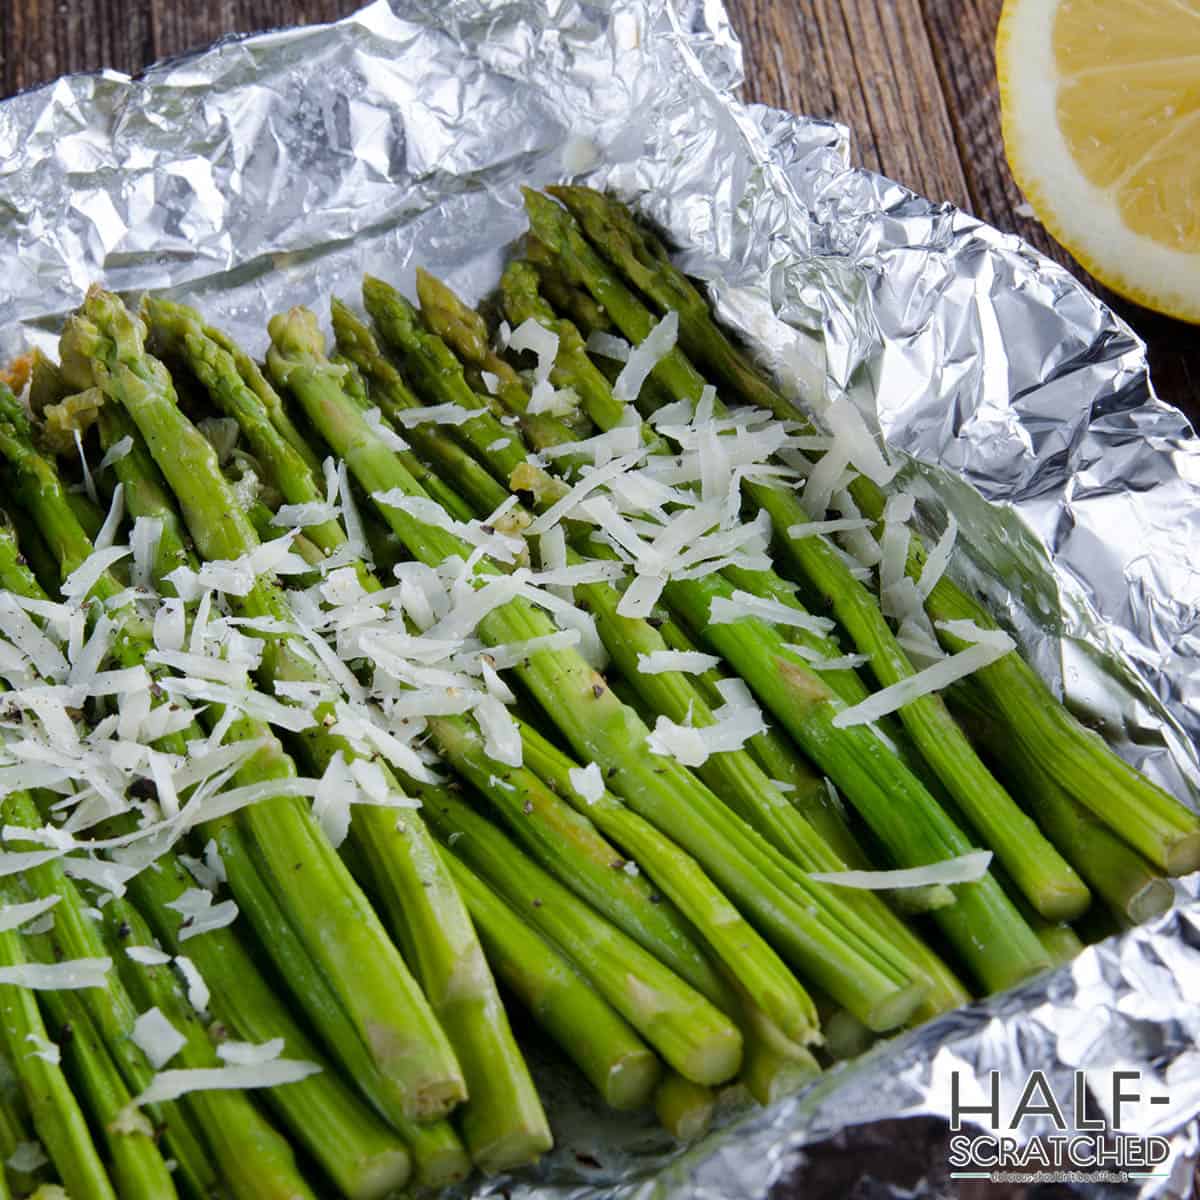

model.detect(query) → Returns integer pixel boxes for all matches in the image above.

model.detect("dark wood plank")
[726,0,970,208]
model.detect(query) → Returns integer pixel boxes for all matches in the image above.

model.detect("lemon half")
[998,0,1200,322]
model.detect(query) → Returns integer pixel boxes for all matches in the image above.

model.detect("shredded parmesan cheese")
[808,851,992,889]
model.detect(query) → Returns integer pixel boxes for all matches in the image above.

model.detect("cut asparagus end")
[864,977,929,1033]
[398,1121,471,1191]
[1163,829,1200,877]
[653,1074,714,1142]
[466,1125,554,1177]
[1035,876,1093,924]
[673,1023,744,1089]
[603,1050,664,1113]
[346,1151,415,1200]
[741,1044,821,1108]
[822,1010,876,1062]
[1127,877,1175,925]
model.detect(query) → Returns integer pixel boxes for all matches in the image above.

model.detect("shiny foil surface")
[0,1,1197,1196]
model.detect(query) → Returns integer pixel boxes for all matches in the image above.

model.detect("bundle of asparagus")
[0,185,1190,1198]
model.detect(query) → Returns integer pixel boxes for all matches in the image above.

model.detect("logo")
[946,1069,1171,1186]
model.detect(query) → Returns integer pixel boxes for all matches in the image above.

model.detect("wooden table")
[0,0,1194,423]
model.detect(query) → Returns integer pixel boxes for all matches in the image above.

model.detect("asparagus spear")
[96,895,322,1200]
[159,304,326,479]
[132,824,457,1196]
[28,348,69,417]
[424,789,742,1085]
[651,614,870,862]
[145,298,371,574]
[0,793,216,1199]
[58,288,472,1127]
[357,285,537,492]
[344,814,552,1173]
[958,699,1174,924]
[441,852,662,1111]
[0,1061,39,1197]
[330,298,534,524]
[268,302,928,1032]
[544,185,1200,878]
[0,503,60,596]
[524,188,1091,923]
[20,932,179,1200]
[0,925,117,1200]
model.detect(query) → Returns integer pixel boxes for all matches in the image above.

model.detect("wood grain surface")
[0,0,1194,421]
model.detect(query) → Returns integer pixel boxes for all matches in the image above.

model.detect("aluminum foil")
[0,1,1197,1196]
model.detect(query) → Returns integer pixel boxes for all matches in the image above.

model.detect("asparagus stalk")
[133,824,457,1196]
[59,288,471,1126]
[0,503,60,596]
[0,1063,40,1197]
[424,789,742,1085]
[356,285,537,492]
[96,895,322,1200]
[0,926,117,1200]
[652,614,871,864]
[0,794,216,1199]
[145,298,371,572]
[441,851,662,1111]
[28,347,69,416]
[19,933,178,1200]
[958,701,1174,925]
[544,185,1200,878]
[925,573,1200,875]
[344,814,552,1173]
[524,188,1091,923]
[268,302,928,1032]
[330,299,525,523]
[157,304,326,479]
